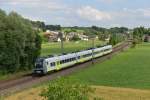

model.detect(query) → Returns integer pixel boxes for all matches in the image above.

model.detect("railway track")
[0,41,130,96]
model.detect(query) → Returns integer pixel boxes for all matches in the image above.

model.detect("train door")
[56,60,61,70]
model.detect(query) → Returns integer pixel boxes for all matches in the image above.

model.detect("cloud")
[123,8,150,17]
[1,0,150,28]
[137,8,150,17]
[97,0,124,3]
[0,0,66,11]
[77,6,111,21]
[23,15,46,22]
[98,0,113,3]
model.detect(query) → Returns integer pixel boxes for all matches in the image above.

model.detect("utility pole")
[91,37,95,65]
[59,32,64,54]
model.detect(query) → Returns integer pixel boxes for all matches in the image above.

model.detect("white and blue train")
[33,45,112,74]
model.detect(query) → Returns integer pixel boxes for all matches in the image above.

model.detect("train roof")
[44,45,112,62]
[45,53,76,62]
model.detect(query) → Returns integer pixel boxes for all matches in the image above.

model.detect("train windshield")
[35,58,44,68]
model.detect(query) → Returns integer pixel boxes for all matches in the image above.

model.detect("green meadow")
[41,40,104,56]
[69,43,150,89]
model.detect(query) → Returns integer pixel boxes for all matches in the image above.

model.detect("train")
[33,45,112,74]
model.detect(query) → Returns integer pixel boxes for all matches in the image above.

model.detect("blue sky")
[0,0,150,28]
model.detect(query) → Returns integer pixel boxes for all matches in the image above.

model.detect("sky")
[0,0,150,28]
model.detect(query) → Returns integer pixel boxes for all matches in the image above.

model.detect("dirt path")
[4,85,150,100]
[92,86,150,100]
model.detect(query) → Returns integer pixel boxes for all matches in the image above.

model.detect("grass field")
[4,43,150,100]
[69,43,150,89]
[41,40,104,56]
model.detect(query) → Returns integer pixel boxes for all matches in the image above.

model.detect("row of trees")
[31,20,61,31]
[133,27,150,42]
[0,9,41,74]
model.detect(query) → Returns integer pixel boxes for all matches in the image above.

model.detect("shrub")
[41,78,93,100]
[71,35,81,41]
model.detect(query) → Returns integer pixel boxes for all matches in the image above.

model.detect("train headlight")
[36,70,41,74]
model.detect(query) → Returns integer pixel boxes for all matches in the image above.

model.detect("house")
[44,30,61,42]
[78,34,89,41]
[66,32,89,41]
[67,32,78,39]
[144,35,150,42]
[66,32,79,41]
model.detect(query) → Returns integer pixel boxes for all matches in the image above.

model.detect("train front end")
[33,57,46,75]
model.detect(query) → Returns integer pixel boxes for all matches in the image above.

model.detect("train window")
[60,61,62,64]
[83,53,90,58]
[78,56,80,59]
[61,60,65,64]
[50,63,53,66]
[50,62,55,67]
[64,60,66,63]
[69,58,71,62]
[73,57,75,60]
[67,59,69,62]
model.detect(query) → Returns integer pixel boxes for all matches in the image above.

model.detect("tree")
[0,9,41,73]
[109,27,128,34]
[133,27,145,43]
[71,35,81,41]
[45,25,61,31]
[109,33,125,45]
[31,21,46,31]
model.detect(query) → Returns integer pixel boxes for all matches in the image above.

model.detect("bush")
[40,78,94,100]
[71,35,81,41]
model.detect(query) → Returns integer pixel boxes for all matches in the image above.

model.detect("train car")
[76,50,93,63]
[33,45,112,74]
[101,45,112,55]
[57,53,77,70]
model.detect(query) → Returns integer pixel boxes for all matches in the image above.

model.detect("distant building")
[66,32,89,41]
[67,32,77,40]
[44,30,60,42]
[144,35,150,42]
[44,30,89,42]
[78,34,89,41]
